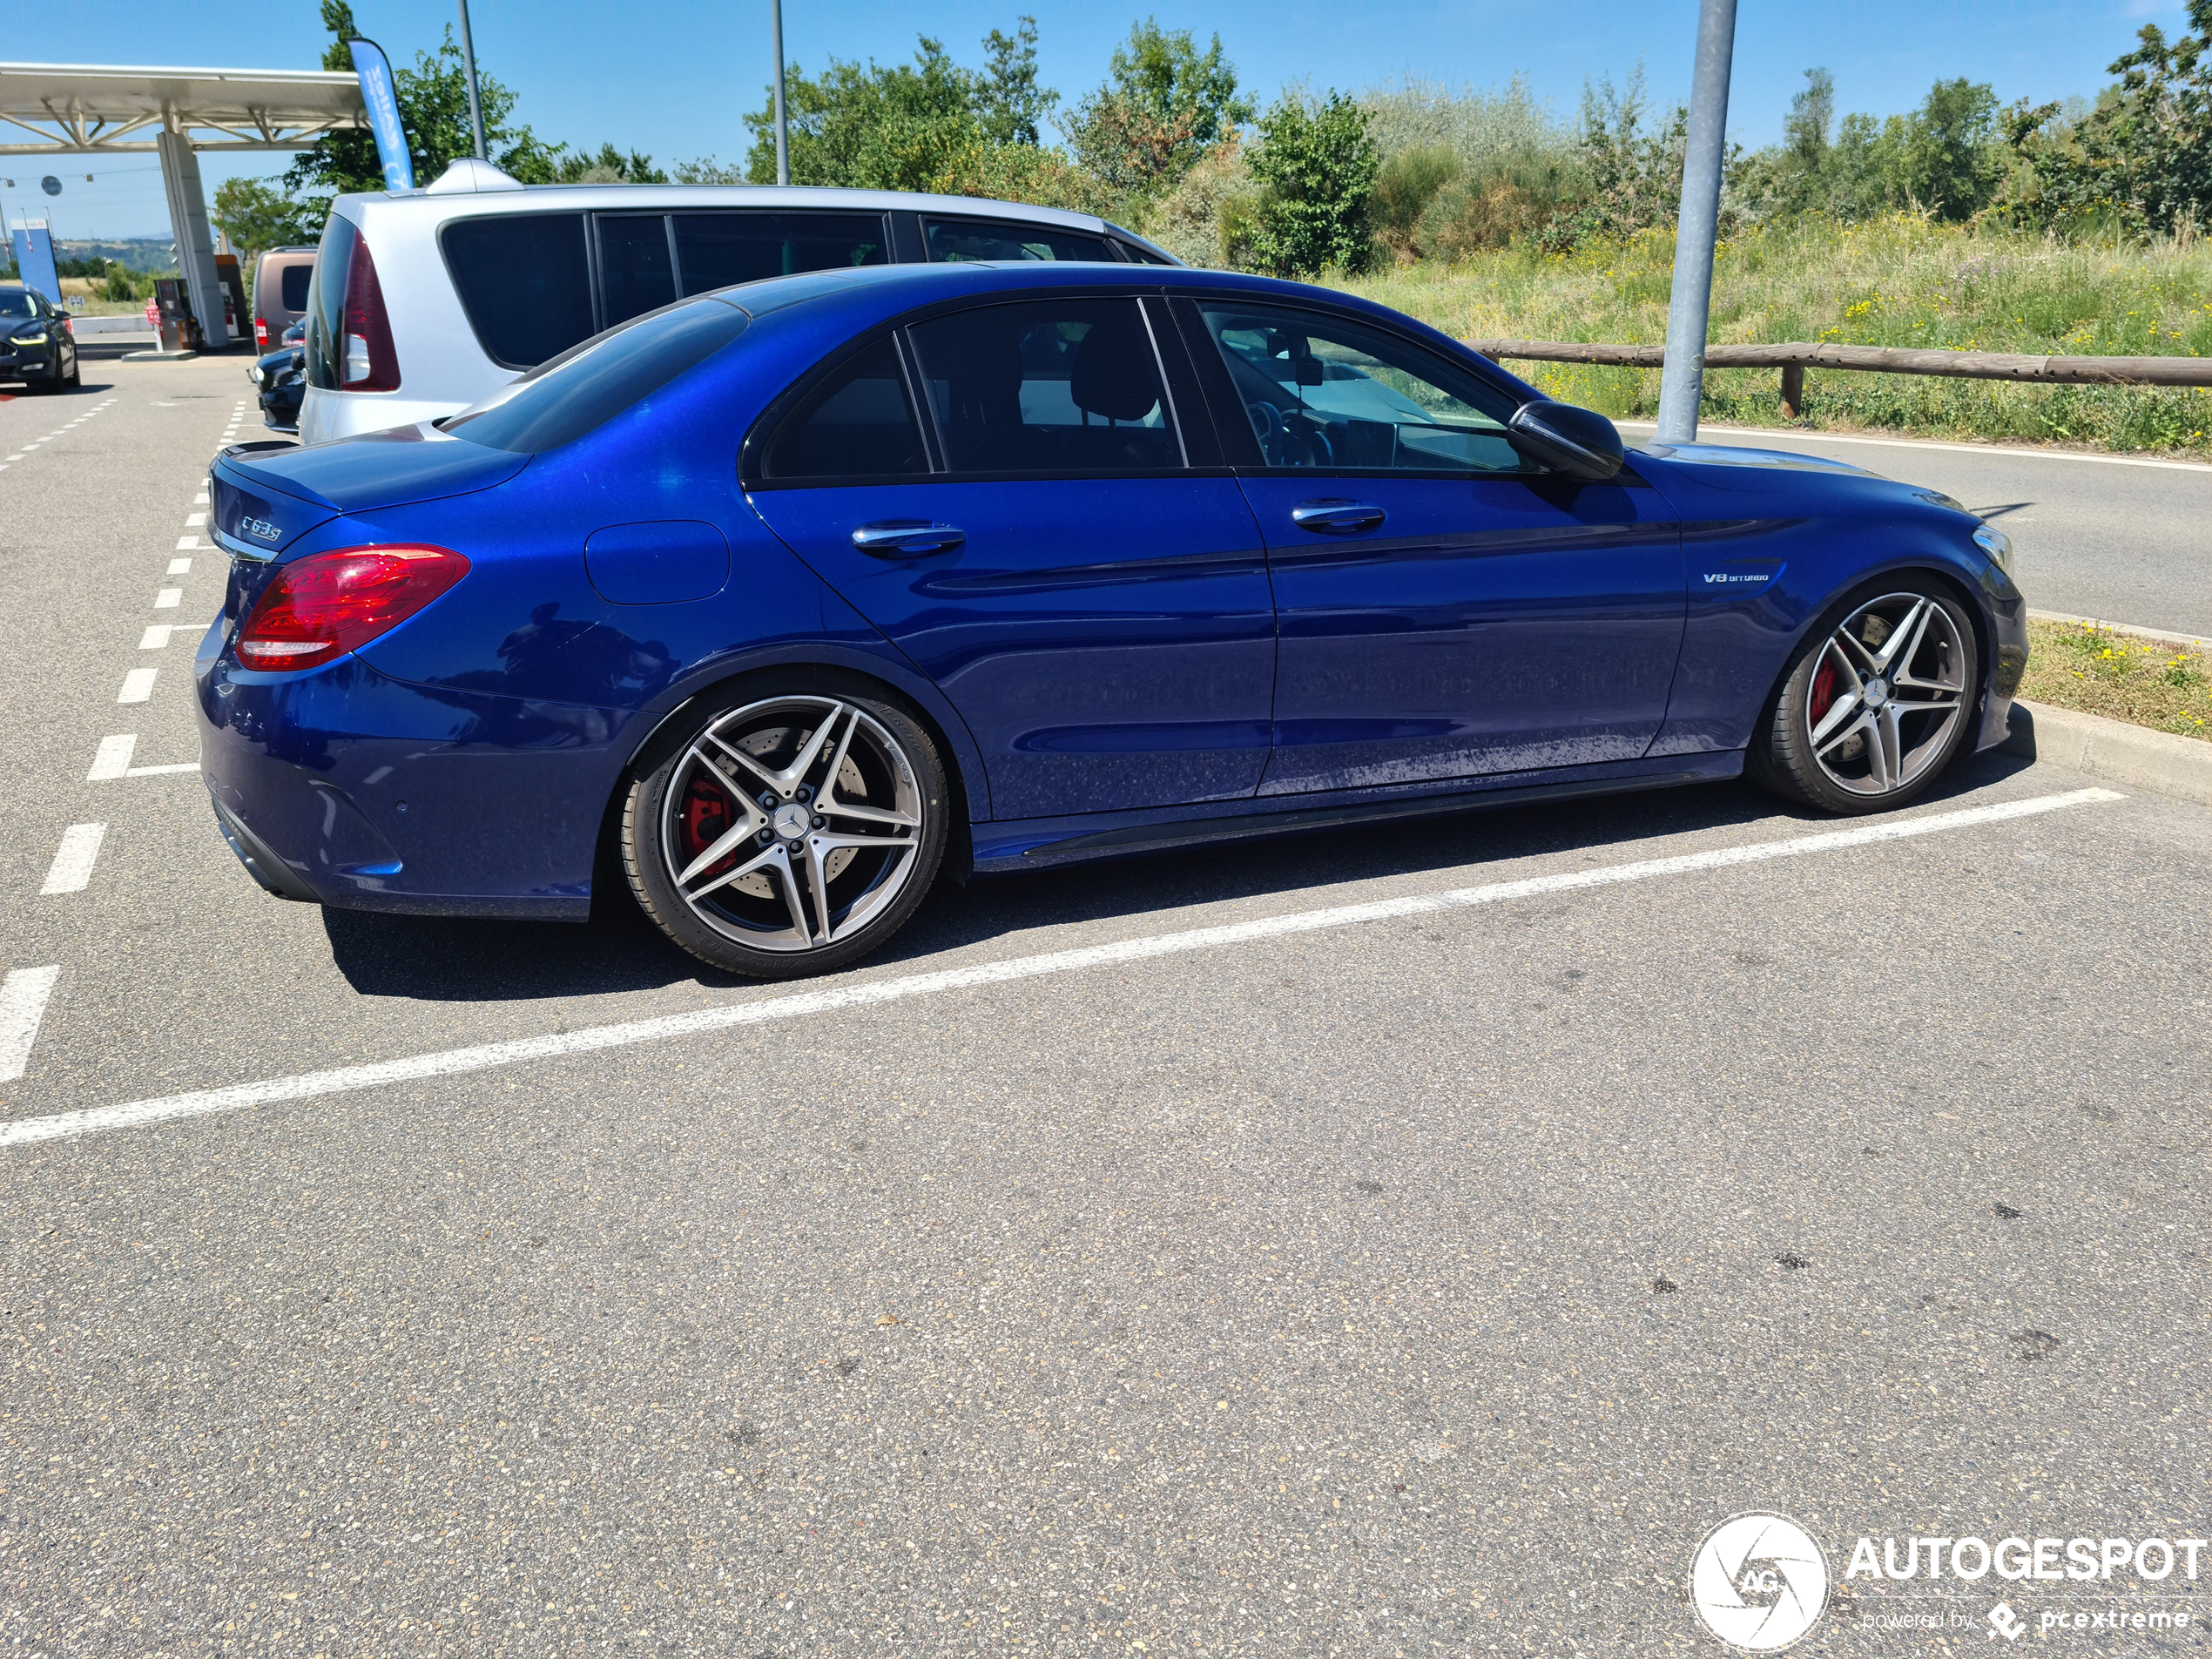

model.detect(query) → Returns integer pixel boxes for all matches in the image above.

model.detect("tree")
[1898,78,2002,219]
[1065,18,1255,192]
[551,144,668,185]
[978,17,1058,145]
[212,177,319,261]
[1247,91,1380,276]
[1784,68,1836,171]
[741,32,993,189]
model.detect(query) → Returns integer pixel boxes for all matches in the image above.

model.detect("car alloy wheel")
[1804,592,1968,797]
[623,685,947,978]
[1750,578,1979,815]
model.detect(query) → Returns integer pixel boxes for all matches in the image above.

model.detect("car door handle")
[1290,499,1386,535]
[851,521,965,558]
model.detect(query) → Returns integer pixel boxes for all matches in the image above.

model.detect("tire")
[621,676,949,979]
[1749,577,1979,815]
[64,354,80,388]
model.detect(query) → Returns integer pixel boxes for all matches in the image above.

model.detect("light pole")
[771,0,791,185]
[456,0,489,162]
[1655,0,1738,444]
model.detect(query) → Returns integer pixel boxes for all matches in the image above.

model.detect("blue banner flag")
[9,220,61,306]
[348,38,414,193]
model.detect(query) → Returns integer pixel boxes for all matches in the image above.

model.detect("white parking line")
[39,825,105,895]
[0,786,2124,1150]
[175,537,198,551]
[168,557,192,575]
[185,513,206,528]
[153,589,182,609]
[138,624,186,648]
[0,968,60,1083]
[87,735,138,780]
[117,668,157,704]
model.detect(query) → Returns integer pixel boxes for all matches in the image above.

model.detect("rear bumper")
[195,641,635,921]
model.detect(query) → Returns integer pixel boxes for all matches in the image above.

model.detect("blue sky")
[8,0,2193,239]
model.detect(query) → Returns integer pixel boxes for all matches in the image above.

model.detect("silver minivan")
[299,158,1177,445]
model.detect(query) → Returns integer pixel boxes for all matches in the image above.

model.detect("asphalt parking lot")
[2,355,2207,1656]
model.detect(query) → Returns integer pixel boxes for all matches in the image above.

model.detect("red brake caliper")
[1809,657,1837,727]
[680,775,739,878]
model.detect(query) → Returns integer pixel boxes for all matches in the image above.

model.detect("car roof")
[334,181,1167,249]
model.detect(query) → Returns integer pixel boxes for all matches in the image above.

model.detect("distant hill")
[57,238,179,273]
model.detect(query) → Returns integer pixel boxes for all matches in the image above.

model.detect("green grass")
[2019,619,2212,742]
[1329,215,2212,457]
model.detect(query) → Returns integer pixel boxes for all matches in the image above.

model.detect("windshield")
[0,291,38,320]
[444,297,749,454]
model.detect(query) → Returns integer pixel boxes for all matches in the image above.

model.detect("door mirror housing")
[1507,400,1625,483]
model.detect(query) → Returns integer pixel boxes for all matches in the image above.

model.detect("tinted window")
[279,263,312,312]
[675,212,888,293]
[302,213,356,389]
[442,212,596,368]
[922,219,1115,263]
[1195,301,1525,473]
[598,215,677,327]
[760,338,929,482]
[907,299,1181,474]
[444,299,748,454]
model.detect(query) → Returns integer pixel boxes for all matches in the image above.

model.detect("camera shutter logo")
[1689,1512,1830,1650]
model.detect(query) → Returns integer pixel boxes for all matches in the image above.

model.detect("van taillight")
[340,232,401,391]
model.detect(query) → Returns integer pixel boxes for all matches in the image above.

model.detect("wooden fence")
[1464,339,2212,418]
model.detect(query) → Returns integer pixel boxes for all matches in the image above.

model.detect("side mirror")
[1507,400,1625,483]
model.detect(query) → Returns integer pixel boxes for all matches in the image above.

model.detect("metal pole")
[456,0,489,162]
[1655,0,1738,444]
[771,0,790,186]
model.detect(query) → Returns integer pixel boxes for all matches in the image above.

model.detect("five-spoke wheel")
[623,682,948,978]
[1751,580,1979,814]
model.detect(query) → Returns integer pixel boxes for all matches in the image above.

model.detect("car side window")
[921,219,1116,263]
[280,264,312,312]
[598,215,678,327]
[758,337,932,483]
[442,212,597,368]
[905,299,1184,475]
[1193,301,1527,474]
[673,212,889,293]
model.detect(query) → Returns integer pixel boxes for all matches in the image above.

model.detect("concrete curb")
[2028,610,2212,651]
[2003,699,2212,807]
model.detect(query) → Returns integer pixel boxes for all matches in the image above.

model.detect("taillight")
[340,231,401,391]
[235,546,468,672]
[255,319,269,347]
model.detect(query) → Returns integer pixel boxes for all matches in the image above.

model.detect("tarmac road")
[0,356,2206,1655]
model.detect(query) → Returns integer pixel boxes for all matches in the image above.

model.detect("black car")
[248,327,306,432]
[0,286,79,392]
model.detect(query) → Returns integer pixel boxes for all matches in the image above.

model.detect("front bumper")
[196,632,637,921]
[1973,563,2031,752]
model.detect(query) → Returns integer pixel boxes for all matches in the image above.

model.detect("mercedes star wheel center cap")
[1863,678,1890,709]
[772,802,812,840]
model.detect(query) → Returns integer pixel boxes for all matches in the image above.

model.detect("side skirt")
[971,751,1747,875]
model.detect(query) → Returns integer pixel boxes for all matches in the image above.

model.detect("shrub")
[1138,141,1261,267]
[1248,91,1381,277]
[1370,146,1459,261]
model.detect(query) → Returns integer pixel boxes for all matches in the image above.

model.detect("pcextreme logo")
[1689,1512,1831,1651]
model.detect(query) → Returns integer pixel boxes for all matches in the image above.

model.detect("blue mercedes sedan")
[200,262,2027,977]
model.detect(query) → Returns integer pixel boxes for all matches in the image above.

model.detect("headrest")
[1069,312,1160,423]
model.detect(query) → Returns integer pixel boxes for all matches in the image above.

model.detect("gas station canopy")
[0,62,370,349]
[0,62,366,153]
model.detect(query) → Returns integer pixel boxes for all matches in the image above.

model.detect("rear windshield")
[442,212,597,369]
[279,263,311,312]
[442,298,748,454]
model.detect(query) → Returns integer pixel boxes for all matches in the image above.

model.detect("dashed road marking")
[117,667,157,704]
[153,588,182,609]
[0,786,2127,1149]
[168,557,192,575]
[138,624,190,648]
[185,513,206,528]
[40,825,106,895]
[174,537,198,551]
[0,968,61,1083]
[87,736,137,779]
